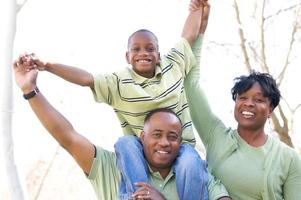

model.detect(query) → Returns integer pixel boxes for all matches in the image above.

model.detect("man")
[13,59,231,199]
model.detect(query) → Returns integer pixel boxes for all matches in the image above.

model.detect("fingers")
[132,182,151,199]
[189,0,208,12]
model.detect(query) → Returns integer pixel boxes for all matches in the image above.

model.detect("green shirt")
[92,38,201,145]
[184,60,301,199]
[88,146,179,200]
[88,146,229,200]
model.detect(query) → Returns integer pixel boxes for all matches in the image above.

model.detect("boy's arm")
[21,53,94,88]
[181,0,204,46]
[43,62,94,88]
[13,60,95,174]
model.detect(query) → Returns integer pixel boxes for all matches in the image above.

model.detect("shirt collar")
[129,64,162,84]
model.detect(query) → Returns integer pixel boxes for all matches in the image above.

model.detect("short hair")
[144,108,182,127]
[231,71,281,110]
[127,29,159,49]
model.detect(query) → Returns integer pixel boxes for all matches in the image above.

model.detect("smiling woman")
[185,68,301,199]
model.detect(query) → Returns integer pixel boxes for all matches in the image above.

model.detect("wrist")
[44,62,51,71]
[23,87,40,100]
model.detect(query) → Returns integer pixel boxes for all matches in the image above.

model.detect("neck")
[149,166,171,179]
[237,127,267,147]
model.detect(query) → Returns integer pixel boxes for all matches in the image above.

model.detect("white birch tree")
[1,0,29,199]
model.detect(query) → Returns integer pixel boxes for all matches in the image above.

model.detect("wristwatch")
[23,87,40,100]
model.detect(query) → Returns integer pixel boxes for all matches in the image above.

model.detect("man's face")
[140,112,182,173]
[126,31,160,78]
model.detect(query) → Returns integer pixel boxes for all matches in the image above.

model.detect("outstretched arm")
[13,59,95,174]
[181,0,205,46]
[19,53,94,88]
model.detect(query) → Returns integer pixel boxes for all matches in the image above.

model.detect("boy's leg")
[114,135,149,200]
[173,144,209,200]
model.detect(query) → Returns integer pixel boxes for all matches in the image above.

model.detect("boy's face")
[126,32,160,78]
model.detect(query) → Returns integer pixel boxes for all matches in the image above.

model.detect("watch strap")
[23,87,40,100]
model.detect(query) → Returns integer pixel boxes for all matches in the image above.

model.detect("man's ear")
[140,130,145,144]
[125,52,130,64]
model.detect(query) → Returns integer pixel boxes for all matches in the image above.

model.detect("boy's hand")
[18,53,47,71]
[189,0,206,12]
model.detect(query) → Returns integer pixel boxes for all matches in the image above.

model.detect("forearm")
[26,90,75,147]
[182,9,202,46]
[45,62,94,87]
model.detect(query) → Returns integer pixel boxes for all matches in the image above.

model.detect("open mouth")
[136,59,151,64]
[241,111,255,119]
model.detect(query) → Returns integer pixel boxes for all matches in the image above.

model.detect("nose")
[244,98,255,107]
[138,48,148,56]
[158,137,170,147]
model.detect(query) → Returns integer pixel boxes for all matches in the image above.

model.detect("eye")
[146,47,156,52]
[152,132,161,138]
[254,98,265,103]
[168,134,179,141]
[237,96,247,101]
[130,47,139,52]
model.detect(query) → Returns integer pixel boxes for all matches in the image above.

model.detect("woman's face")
[234,82,273,131]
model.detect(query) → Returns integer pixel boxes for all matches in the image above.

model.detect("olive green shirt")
[88,146,229,200]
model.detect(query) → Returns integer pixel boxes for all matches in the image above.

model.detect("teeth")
[157,150,168,154]
[137,59,150,63]
[242,111,254,116]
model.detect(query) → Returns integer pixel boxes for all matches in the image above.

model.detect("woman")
[184,65,301,199]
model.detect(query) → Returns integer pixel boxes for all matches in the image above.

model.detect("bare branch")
[265,2,301,21]
[277,7,301,85]
[271,105,294,148]
[16,0,29,13]
[233,0,252,72]
[248,42,262,66]
[259,0,270,73]
[292,103,301,114]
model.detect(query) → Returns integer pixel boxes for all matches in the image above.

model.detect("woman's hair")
[231,71,281,110]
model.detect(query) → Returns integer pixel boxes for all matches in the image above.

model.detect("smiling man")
[13,57,231,199]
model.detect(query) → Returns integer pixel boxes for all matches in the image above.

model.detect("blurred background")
[1,0,300,199]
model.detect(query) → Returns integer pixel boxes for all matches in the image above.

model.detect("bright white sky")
[1,0,300,198]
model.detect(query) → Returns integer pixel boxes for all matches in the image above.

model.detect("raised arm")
[19,53,94,88]
[13,59,95,174]
[181,0,205,46]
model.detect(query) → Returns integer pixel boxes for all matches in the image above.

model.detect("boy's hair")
[231,71,281,110]
[127,29,159,49]
[144,108,182,127]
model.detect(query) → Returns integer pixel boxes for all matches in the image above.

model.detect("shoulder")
[270,138,301,162]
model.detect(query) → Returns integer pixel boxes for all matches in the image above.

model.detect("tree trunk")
[0,0,27,199]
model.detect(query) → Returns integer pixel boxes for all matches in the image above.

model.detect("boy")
[19,1,210,199]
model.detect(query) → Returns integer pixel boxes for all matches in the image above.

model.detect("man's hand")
[132,182,166,200]
[13,57,38,93]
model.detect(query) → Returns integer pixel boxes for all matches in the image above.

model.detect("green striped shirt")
[92,37,202,145]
